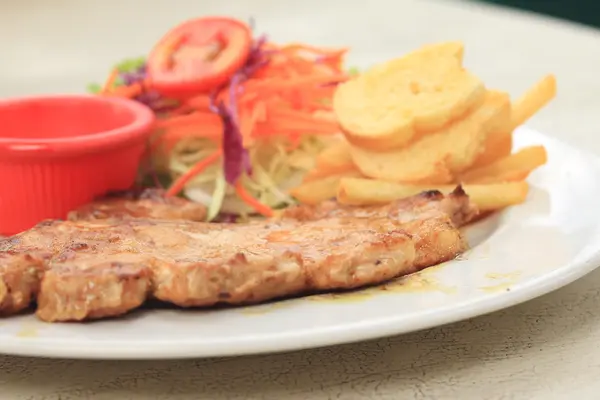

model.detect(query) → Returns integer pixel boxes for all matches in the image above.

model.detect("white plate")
[1,127,600,360]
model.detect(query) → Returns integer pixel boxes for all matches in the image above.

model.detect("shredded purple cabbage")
[239,35,271,78]
[117,64,168,189]
[120,64,147,86]
[214,101,251,185]
[118,64,177,113]
[212,213,239,223]
[209,35,270,185]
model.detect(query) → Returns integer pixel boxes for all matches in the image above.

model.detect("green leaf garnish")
[86,83,102,94]
[115,56,146,73]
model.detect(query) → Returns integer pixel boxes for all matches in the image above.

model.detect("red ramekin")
[0,94,155,236]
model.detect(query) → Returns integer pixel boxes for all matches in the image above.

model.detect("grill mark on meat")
[0,188,476,322]
[69,242,89,251]
[68,188,207,222]
[420,190,444,199]
[281,184,477,228]
[37,220,56,227]
[0,237,20,253]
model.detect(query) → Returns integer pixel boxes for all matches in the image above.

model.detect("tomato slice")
[147,17,253,98]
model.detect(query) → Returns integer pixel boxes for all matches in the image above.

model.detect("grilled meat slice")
[280,185,478,228]
[0,252,45,315]
[1,217,415,322]
[281,186,476,269]
[0,189,472,322]
[68,188,207,222]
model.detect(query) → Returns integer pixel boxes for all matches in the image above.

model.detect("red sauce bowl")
[0,94,155,235]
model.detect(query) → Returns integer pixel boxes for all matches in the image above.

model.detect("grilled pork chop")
[281,186,476,228]
[68,188,207,222]
[0,187,476,322]
[282,186,477,270]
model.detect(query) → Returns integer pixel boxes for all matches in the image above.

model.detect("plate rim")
[1,127,600,360]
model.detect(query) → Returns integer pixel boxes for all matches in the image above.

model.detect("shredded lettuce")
[176,135,328,217]
[207,170,227,221]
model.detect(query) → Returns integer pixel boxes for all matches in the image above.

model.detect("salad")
[91,16,353,221]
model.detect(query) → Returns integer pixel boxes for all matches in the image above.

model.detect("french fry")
[314,140,353,169]
[291,175,340,205]
[302,163,360,182]
[511,74,557,130]
[286,151,319,171]
[291,171,362,205]
[471,74,555,169]
[337,177,529,211]
[459,145,547,184]
[470,129,513,169]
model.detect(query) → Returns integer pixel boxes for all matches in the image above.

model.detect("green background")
[480,0,600,28]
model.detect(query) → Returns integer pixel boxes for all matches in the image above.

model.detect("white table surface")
[2,0,600,398]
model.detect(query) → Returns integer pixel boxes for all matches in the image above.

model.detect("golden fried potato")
[291,171,363,205]
[337,177,529,211]
[470,129,513,169]
[303,140,357,182]
[290,44,555,213]
[348,90,511,183]
[470,74,555,169]
[350,145,454,184]
[314,140,353,169]
[302,163,360,182]
[407,41,465,63]
[334,42,486,151]
[511,74,557,130]
[460,145,547,184]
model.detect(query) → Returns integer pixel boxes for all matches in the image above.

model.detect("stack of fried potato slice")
[290,42,556,212]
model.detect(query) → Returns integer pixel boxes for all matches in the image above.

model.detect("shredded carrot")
[100,72,147,99]
[150,111,223,153]
[245,74,347,91]
[280,43,348,56]
[235,181,274,218]
[185,95,213,109]
[101,68,120,94]
[156,111,222,130]
[110,81,145,99]
[165,149,223,197]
